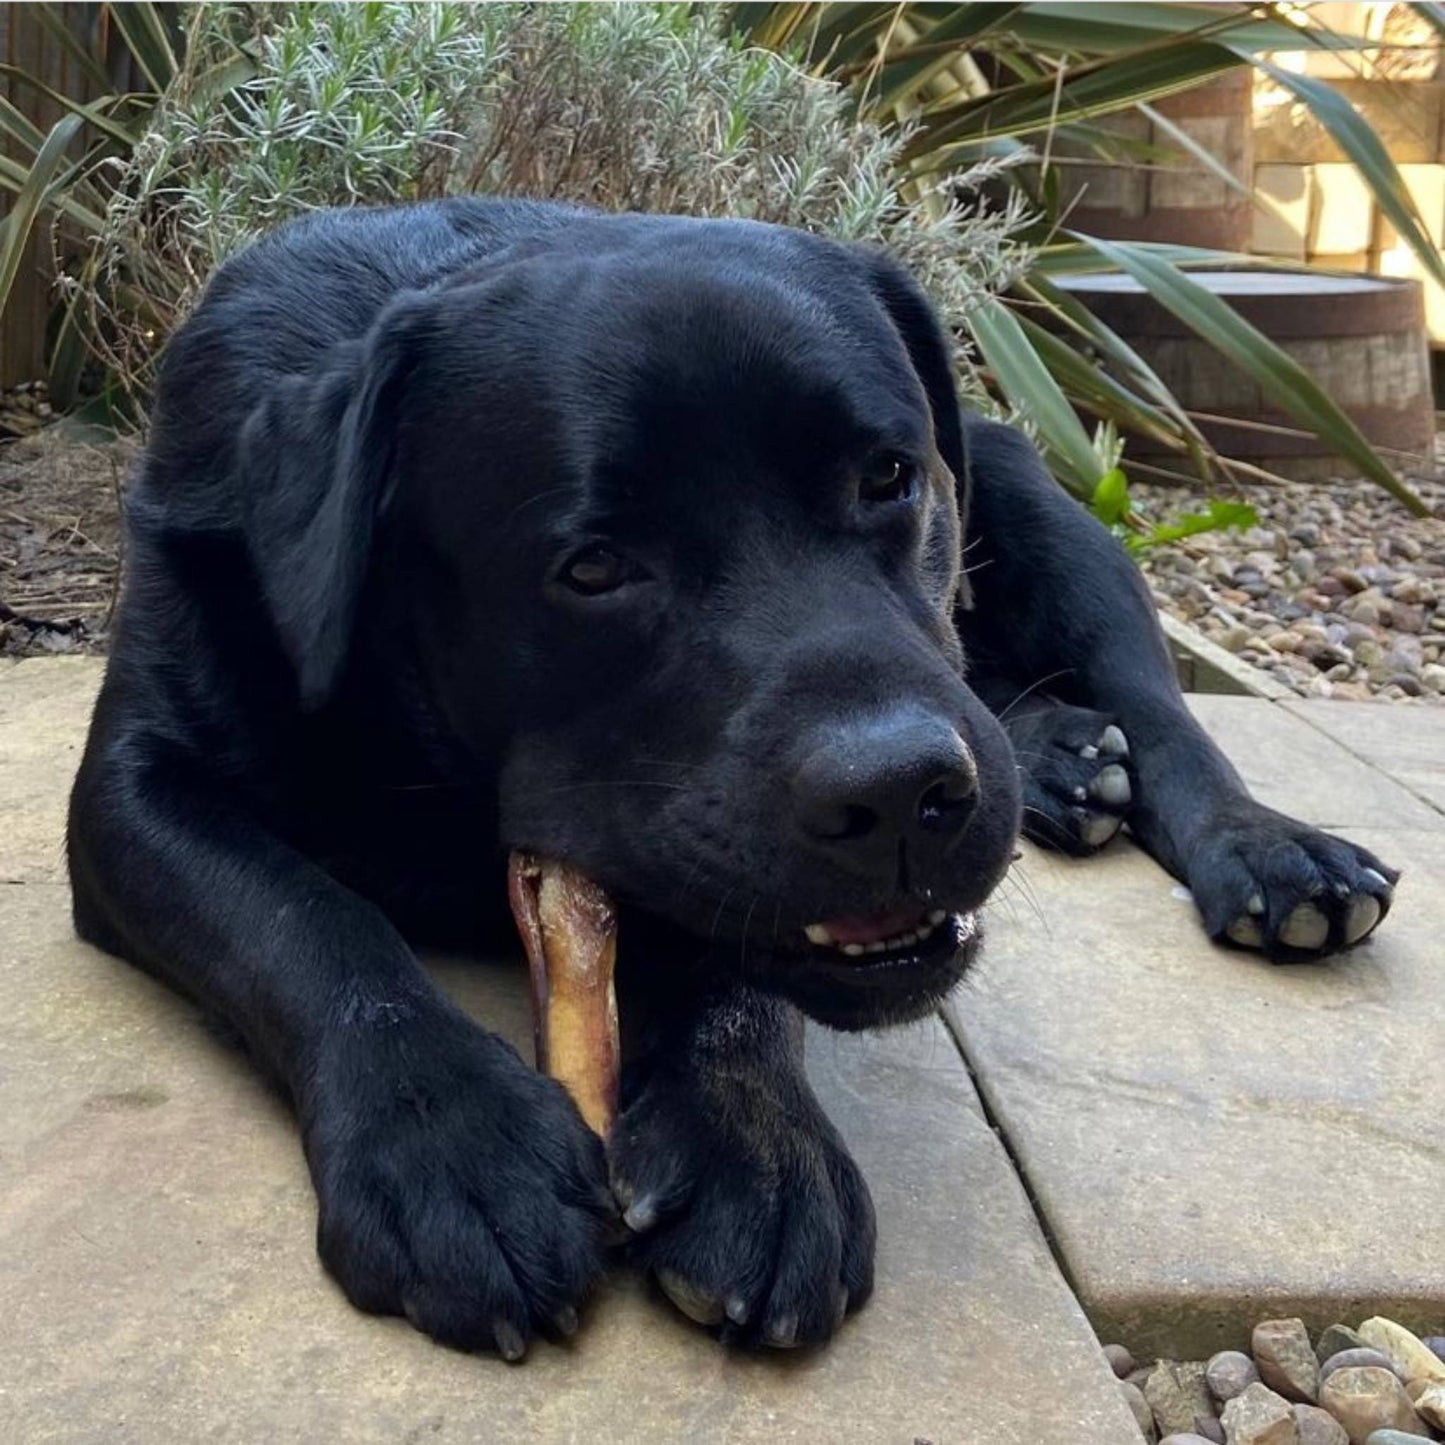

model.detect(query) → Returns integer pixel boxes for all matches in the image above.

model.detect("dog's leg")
[608,942,874,1348]
[68,727,613,1356]
[956,416,1397,959]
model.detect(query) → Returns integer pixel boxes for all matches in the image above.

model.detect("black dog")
[68,199,1396,1357]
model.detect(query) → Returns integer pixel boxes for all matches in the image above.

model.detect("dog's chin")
[749,911,982,1033]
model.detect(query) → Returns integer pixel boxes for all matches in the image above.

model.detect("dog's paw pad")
[657,1268,725,1326]
[1279,901,1330,951]
[1074,807,1123,848]
[1089,763,1131,808]
[1344,893,1382,945]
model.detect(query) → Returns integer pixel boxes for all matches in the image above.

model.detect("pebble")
[1320,1350,1403,1385]
[1254,1318,1321,1402]
[1135,470,1445,705]
[1221,1381,1301,1444]
[1104,1342,1136,1379]
[1413,1382,1445,1428]
[1361,1434,1433,1445]
[1293,1404,1349,1445]
[1427,1338,1445,1362]
[1159,1436,1217,1445]
[1121,1379,1158,1441]
[1357,1317,1445,1387]
[1145,1361,1215,1436]
[1318,1366,1429,1443]
[1210,1349,1263,1403]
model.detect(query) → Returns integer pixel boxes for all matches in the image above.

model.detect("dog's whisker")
[993,668,1077,724]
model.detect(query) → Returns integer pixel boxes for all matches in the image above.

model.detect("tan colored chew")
[507,851,619,1138]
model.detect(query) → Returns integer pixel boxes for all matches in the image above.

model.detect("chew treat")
[507,851,620,1138]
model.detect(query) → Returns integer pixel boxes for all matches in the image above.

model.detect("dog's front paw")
[1005,702,1133,854]
[304,1009,614,1357]
[1187,803,1398,961]
[609,1058,875,1349]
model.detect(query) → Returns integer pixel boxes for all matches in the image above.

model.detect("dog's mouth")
[780,896,977,982]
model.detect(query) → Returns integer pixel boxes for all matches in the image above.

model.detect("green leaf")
[1090,466,1130,526]
[0,69,139,149]
[0,113,85,323]
[105,1,178,94]
[1252,57,1445,292]
[1084,236,1429,516]
[968,294,1102,496]
[1133,498,1258,552]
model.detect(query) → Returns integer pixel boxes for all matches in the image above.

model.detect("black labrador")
[68,199,1397,1357]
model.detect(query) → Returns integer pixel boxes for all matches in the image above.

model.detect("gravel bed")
[1106,1313,1445,1443]
[1133,467,1445,705]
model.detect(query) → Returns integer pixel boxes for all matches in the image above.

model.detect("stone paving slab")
[1283,697,1445,819]
[0,660,1141,1444]
[953,697,1445,1360]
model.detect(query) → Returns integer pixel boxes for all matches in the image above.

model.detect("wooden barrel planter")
[1058,72,1254,254]
[1052,270,1437,480]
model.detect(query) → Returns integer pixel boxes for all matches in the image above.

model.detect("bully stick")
[507,851,620,1138]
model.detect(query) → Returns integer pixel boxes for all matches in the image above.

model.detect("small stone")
[1160,1436,1216,1445]
[1122,1379,1158,1441]
[1268,630,1303,653]
[1361,1433,1432,1445]
[1293,1404,1349,1445]
[1385,673,1422,696]
[1220,625,1252,653]
[1255,1319,1321,1403]
[1334,568,1369,593]
[1194,1416,1227,1444]
[1211,1352,1264,1404]
[1353,639,1385,667]
[1318,1366,1429,1443]
[1423,1339,1445,1363]
[1104,1342,1136,1379]
[1357,1318,1445,1387]
[1393,604,1426,634]
[1221,1382,1301,1444]
[1320,1350,1404,1385]
[1146,1361,1215,1435]
[1413,1382,1445,1428]
[1421,664,1445,693]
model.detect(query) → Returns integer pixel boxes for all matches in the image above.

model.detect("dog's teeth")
[928,909,947,925]
[804,923,833,946]
[863,940,887,954]
[842,942,865,957]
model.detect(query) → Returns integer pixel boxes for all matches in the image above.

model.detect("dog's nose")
[791,711,978,865]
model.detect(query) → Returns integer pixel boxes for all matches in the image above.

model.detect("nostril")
[918,770,977,834]
[807,802,879,843]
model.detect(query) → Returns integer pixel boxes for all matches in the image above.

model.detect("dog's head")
[244,216,1020,1029]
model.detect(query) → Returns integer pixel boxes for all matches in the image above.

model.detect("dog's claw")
[623,1193,659,1234]
[1246,892,1265,916]
[494,1319,527,1362]
[1088,763,1131,808]
[1099,724,1129,758]
[657,1268,724,1326]
[765,1311,800,1349]
[1279,901,1329,952]
[553,1305,579,1338]
[1363,867,1392,892]
[724,1293,750,1326]
[1345,894,1382,945]
[1078,743,1099,761]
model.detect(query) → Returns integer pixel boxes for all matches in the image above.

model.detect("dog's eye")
[859,455,916,504]
[560,545,635,596]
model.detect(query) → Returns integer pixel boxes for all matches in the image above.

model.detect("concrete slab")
[1184,693,1445,833]
[0,660,1141,1444]
[1283,698,1445,820]
[954,696,1445,1358]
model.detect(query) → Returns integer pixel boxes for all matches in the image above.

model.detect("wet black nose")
[791,711,979,866]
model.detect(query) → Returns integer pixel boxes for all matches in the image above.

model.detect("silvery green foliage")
[92,3,1030,400]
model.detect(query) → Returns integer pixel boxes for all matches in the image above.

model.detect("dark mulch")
[0,426,136,658]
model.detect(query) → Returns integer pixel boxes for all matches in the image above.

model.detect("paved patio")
[1,657,1441,1441]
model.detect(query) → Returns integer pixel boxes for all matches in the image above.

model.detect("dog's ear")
[239,293,428,710]
[856,248,973,606]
